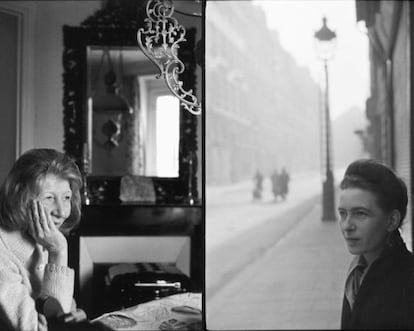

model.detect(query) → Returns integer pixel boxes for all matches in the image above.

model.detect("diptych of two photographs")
[1,0,413,330]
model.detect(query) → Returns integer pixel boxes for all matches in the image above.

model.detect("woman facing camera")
[338,159,414,329]
[0,149,86,330]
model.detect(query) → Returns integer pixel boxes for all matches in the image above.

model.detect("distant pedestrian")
[252,170,263,201]
[337,159,414,329]
[280,168,290,200]
[271,169,281,201]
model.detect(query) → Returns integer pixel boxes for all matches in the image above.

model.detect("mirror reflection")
[87,46,180,178]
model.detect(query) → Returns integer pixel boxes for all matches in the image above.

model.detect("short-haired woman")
[0,148,85,330]
[338,159,414,329]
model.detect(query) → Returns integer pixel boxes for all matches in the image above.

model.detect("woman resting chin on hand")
[0,149,86,331]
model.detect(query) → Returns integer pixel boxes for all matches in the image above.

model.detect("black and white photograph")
[0,0,413,330]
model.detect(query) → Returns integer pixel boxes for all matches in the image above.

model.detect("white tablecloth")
[91,293,202,330]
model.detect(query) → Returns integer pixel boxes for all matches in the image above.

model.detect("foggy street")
[206,171,333,294]
[206,171,323,252]
[205,170,350,329]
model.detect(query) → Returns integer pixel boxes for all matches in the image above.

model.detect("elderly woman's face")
[338,187,395,264]
[36,174,72,229]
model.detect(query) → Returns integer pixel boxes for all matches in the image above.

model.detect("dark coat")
[341,232,414,329]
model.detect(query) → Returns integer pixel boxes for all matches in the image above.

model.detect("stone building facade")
[356,0,412,247]
[206,1,321,185]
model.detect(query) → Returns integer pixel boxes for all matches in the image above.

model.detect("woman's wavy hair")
[0,149,82,235]
[340,159,408,227]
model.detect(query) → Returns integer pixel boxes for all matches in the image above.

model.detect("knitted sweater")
[0,227,74,331]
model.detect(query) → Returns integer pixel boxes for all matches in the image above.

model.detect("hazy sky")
[253,0,370,120]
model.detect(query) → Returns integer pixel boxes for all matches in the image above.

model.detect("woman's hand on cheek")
[29,200,67,254]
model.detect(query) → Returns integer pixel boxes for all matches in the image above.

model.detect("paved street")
[205,171,351,330]
[206,171,324,251]
[205,170,412,329]
[206,201,350,330]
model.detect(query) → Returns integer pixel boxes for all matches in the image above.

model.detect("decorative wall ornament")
[137,0,202,115]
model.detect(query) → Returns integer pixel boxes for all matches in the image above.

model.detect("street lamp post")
[314,17,337,221]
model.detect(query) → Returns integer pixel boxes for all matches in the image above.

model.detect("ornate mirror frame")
[62,1,199,204]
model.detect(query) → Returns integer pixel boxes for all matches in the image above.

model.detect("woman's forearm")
[47,244,68,267]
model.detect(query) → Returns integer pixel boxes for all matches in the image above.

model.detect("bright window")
[156,95,179,177]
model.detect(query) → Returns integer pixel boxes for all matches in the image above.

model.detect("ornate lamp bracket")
[137,0,201,115]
